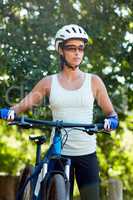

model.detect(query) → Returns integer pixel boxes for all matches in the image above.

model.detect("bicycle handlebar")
[8,116,105,133]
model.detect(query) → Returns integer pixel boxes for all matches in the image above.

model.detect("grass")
[73,179,80,200]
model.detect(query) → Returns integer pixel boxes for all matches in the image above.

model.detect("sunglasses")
[63,45,85,53]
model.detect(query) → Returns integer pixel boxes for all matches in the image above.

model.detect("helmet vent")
[66,29,71,33]
[60,34,65,37]
[72,27,76,33]
[79,28,82,33]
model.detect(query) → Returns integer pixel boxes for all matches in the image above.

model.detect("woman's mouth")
[73,57,81,61]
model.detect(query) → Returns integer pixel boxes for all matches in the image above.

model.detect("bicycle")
[8,116,107,200]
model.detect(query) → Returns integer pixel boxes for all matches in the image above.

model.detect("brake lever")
[8,116,33,129]
[83,125,110,135]
[84,125,99,135]
[101,131,111,135]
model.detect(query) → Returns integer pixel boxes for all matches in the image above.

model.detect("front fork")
[34,158,71,199]
[65,158,71,200]
[34,161,48,197]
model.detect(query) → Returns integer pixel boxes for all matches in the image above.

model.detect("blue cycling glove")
[0,108,15,120]
[104,114,119,130]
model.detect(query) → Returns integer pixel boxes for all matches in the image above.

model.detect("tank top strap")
[51,74,58,90]
[83,73,92,92]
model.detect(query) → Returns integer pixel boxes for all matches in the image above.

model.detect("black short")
[48,152,100,200]
[63,152,99,189]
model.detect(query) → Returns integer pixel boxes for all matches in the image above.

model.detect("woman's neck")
[60,67,83,81]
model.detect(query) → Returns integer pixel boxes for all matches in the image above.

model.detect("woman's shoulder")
[40,73,59,89]
[89,73,105,97]
[42,73,58,83]
[90,73,103,84]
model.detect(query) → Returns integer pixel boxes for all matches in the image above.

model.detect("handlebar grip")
[14,116,21,121]
[96,123,104,130]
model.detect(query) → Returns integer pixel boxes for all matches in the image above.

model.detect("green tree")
[0,0,133,198]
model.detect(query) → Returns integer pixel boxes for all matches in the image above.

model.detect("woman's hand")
[104,114,119,131]
[0,108,16,121]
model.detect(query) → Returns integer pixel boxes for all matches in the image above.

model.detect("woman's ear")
[58,47,63,56]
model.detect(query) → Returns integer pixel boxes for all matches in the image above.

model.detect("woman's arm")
[92,74,118,130]
[92,74,116,116]
[11,76,51,114]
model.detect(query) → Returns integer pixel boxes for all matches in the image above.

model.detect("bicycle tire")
[41,174,66,200]
[17,165,33,200]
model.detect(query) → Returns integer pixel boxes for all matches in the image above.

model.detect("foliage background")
[0,0,133,199]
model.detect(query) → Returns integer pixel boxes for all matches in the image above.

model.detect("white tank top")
[49,73,96,156]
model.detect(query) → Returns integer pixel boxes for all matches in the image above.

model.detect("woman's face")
[60,39,85,68]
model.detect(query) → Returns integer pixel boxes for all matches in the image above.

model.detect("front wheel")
[41,174,66,200]
[17,165,33,200]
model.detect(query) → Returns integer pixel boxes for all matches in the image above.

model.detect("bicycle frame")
[16,123,71,200]
[13,116,105,200]
[34,126,71,200]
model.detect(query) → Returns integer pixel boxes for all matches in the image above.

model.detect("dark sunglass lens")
[78,46,84,51]
[63,45,84,52]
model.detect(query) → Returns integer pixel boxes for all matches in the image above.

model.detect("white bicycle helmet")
[55,24,89,52]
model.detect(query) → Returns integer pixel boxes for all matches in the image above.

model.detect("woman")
[0,24,118,200]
